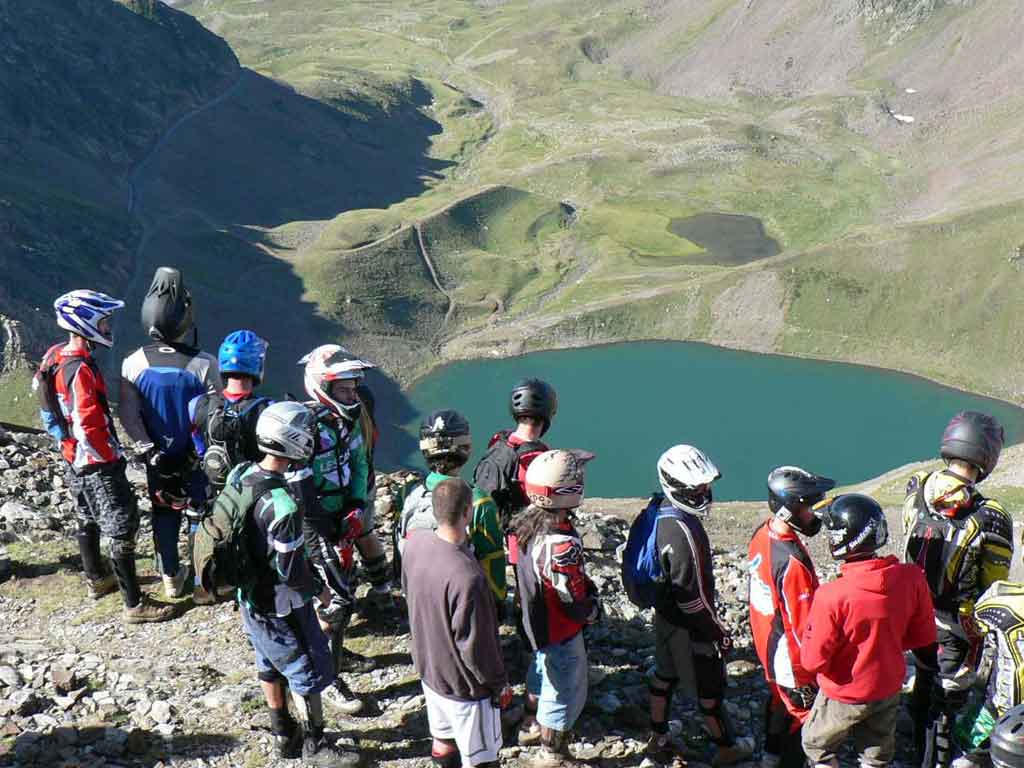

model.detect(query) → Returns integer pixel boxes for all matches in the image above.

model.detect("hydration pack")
[193,462,282,600]
[473,430,546,526]
[397,484,437,558]
[200,395,269,496]
[621,494,678,609]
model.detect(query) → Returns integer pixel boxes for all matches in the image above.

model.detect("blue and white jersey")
[119,342,220,457]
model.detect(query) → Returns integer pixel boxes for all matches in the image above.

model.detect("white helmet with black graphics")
[54,290,125,348]
[298,344,376,422]
[657,444,721,516]
[256,401,317,462]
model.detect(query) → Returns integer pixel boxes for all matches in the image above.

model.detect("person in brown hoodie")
[403,478,509,768]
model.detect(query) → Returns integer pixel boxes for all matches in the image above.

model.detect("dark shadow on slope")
[139,70,453,227]
[362,367,419,473]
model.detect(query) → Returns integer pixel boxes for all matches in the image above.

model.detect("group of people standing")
[25,265,1024,768]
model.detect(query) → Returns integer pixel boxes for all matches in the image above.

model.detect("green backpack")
[193,462,285,599]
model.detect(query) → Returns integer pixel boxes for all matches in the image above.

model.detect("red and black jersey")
[517,519,596,650]
[41,343,122,471]
[748,520,818,696]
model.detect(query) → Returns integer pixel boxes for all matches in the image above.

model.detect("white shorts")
[422,682,502,765]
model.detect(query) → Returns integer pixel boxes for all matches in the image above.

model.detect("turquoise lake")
[397,341,1024,501]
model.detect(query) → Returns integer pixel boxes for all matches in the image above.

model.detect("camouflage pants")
[66,460,140,558]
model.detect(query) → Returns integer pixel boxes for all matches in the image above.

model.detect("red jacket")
[801,555,935,703]
[748,521,818,700]
[48,344,122,470]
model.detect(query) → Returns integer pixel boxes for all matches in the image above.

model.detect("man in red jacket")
[800,494,935,768]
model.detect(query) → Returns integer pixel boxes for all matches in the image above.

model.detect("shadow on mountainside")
[136,69,451,227]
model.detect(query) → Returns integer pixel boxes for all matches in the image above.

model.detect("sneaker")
[302,733,362,766]
[123,594,176,624]
[87,574,118,600]
[322,681,365,715]
[162,565,189,599]
[338,649,376,675]
[712,736,755,767]
[274,723,304,760]
[645,732,699,766]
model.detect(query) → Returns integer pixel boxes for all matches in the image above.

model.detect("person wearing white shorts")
[422,682,503,765]
[403,479,510,768]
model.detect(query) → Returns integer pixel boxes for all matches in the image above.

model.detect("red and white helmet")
[525,449,596,510]
[299,344,375,421]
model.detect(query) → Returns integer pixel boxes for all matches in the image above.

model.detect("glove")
[491,685,513,710]
[780,684,818,712]
[315,593,351,628]
[717,632,734,655]
[341,509,364,542]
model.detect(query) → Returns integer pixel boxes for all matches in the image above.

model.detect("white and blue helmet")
[54,290,125,348]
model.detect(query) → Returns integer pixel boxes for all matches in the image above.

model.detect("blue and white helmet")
[54,290,125,348]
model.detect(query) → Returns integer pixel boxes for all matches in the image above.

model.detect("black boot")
[270,707,303,759]
[292,692,362,766]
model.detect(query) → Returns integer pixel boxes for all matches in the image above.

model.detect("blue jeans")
[240,602,333,696]
[527,631,588,731]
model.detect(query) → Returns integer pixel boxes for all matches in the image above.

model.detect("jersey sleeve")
[345,419,369,507]
[188,394,207,457]
[470,489,507,601]
[779,554,817,659]
[548,537,596,623]
[117,359,151,447]
[661,519,726,642]
[261,488,311,596]
[473,454,503,495]
[69,364,119,465]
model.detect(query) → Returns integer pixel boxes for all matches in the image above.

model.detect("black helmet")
[818,494,888,561]
[141,267,194,343]
[510,378,557,435]
[767,466,836,536]
[420,409,472,465]
[993,703,1024,768]
[941,411,1004,482]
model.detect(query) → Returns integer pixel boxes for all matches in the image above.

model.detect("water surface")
[402,342,1024,500]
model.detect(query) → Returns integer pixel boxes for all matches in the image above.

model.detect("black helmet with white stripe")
[657,445,721,516]
[818,494,888,561]
[420,409,472,465]
[256,402,317,462]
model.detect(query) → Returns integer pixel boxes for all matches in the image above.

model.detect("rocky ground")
[0,425,922,767]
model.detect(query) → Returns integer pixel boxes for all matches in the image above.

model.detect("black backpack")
[473,430,547,527]
[199,395,270,496]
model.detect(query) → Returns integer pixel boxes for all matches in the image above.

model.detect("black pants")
[913,628,976,768]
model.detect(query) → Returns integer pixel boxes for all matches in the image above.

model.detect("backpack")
[32,343,109,443]
[473,430,547,525]
[397,484,437,557]
[192,462,284,600]
[200,394,270,495]
[621,494,680,609]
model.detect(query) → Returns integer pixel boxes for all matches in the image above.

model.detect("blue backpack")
[621,493,681,609]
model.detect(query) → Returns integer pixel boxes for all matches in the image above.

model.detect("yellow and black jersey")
[902,470,1013,619]
[975,581,1024,715]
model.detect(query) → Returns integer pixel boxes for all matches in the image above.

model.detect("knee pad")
[431,739,461,768]
[699,700,736,747]
[258,669,283,685]
[106,535,135,559]
[649,673,678,697]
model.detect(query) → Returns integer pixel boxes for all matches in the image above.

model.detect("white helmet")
[298,344,376,421]
[657,444,721,515]
[525,449,595,510]
[256,402,317,461]
[54,290,125,348]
